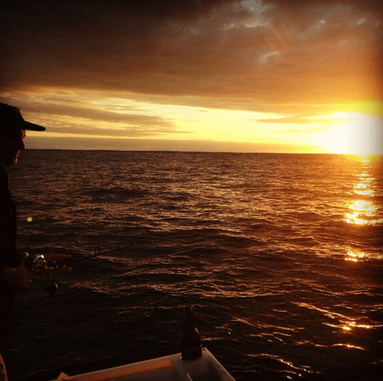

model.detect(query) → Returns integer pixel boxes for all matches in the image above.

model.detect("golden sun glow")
[320,113,383,155]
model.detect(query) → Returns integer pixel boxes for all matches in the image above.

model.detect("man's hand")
[2,253,39,290]
[43,254,72,274]
[2,253,72,290]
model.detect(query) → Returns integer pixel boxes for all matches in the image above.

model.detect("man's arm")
[1,252,38,290]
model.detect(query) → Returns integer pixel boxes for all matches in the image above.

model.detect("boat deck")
[53,348,236,381]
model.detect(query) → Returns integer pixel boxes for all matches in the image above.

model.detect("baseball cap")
[0,102,46,132]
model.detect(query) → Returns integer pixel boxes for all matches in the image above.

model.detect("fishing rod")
[74,243,135,263]
[25,242,135,296]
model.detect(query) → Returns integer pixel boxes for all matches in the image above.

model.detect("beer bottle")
[181,305,202,360]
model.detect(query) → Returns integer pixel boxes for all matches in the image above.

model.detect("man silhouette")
[0,103,70,380]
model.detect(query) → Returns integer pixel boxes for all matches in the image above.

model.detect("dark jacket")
[0,167,18,351]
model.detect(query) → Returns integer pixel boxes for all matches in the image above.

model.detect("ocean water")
[4,150,383,381]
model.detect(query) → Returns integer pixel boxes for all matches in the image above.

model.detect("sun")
[322,114,383,155]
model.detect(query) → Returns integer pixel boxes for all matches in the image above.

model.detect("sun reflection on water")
[343,155,383,226]
[345,250,367,262]
[344,200,381,225]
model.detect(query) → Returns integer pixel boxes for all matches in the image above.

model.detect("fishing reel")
[24,254,55,276]
[23,244,132,297]
[24,254,58,297]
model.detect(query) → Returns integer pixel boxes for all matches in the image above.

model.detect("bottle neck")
[184,307,196,329]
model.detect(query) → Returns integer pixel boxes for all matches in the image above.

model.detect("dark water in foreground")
[4,150,383,381]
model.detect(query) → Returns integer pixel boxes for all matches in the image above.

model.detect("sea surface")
[4,150,383,381]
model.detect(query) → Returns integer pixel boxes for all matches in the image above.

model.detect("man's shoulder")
[0,167,8,188]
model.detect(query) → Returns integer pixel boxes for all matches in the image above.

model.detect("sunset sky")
[1,0,382,154]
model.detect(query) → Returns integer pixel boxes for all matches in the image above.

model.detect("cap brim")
[23,121,46,131]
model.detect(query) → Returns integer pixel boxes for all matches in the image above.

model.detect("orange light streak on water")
[343,155,383,226]
[344,200,381,226]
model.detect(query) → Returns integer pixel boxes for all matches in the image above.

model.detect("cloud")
[26,135,315,153]
[1,0,382,118]
[260,115,331,124]
[37,124,190,138]
[1,94,187,137]
[256,113,339,134]
[28,102,175,128]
